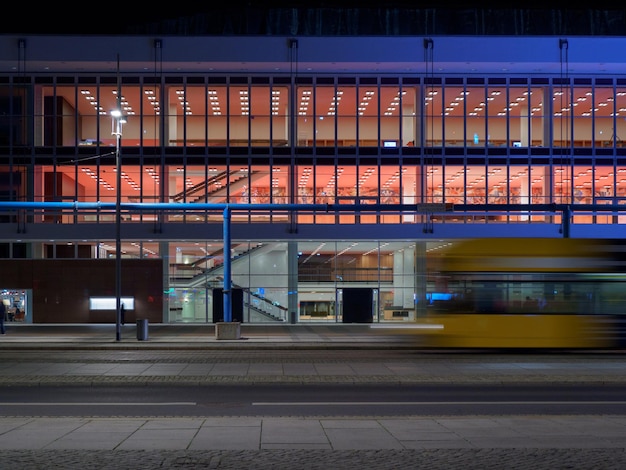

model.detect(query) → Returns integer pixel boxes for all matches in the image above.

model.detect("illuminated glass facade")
[1,35,625,324]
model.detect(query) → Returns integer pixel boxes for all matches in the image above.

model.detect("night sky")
[8,4,623,35]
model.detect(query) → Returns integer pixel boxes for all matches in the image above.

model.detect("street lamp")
[111,106,126,341]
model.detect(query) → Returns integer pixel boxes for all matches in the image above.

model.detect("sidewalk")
[1,323,626,387]
[0,323,423,349]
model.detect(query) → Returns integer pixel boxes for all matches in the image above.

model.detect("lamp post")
[111,102,125,341]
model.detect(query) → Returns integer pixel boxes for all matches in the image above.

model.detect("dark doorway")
[342,287,374,323]
[212,288,243,323]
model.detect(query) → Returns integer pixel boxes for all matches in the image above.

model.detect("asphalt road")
[3,383,626,417]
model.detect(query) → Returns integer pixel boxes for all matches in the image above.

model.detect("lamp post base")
[215,322,241,340]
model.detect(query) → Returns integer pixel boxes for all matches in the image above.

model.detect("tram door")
[212,288,243,323]
[341,287,374,323]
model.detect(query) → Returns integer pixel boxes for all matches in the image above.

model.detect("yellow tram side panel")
[419,314,615,349]
[429,238,618,274]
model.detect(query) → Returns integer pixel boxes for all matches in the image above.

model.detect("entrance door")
[341,287,374,323]
[212,288,243,323]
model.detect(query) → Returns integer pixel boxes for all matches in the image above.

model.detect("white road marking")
[0,402,196,406]
[253,401,626,406]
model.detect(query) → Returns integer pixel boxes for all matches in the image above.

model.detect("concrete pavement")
[1,323,626,468]
[0,322,426,349]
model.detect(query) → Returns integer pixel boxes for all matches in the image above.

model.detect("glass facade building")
[1,34,625,324]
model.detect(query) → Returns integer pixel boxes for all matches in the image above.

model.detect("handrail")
[0,201,624,214]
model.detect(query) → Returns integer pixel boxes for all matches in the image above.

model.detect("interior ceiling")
[173,240,420,259]
[56,82,620,122]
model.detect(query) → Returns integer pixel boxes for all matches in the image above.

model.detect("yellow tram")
[420,238,626,349]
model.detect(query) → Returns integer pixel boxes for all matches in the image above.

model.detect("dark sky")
[7,4,623,35]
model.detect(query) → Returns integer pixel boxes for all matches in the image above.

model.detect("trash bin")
[136,319,149,341]
[290,311,297,324]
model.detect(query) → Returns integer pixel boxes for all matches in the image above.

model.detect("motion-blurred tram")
[420,238,626,349]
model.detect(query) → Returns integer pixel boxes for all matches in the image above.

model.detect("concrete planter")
[215,322,241,340]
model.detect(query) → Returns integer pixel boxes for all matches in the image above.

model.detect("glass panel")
[486,86,506,147]
[7,84,28,146]
[271,85,289,146]
[76,85,103,147]
[425,166,442,203]
[78,163,105,204]
[158,165,202,223]
[554,165,571,204]
[179,163,233,209]
[594,166,614,201]
[94,85,132,147]
[229,85,249,145]
[618,165,626,223]
[486,165,506,204]
[235,164,253,204]
[166,85,187,147]
[141,163,161,207]
[572,86,593,147]
[49,85,78,147]
[466,165,486,205]
[445,86,467,147]
[509,86,530,147]
[247,240,289,322]
[424,85,442,146]
[616,88,626,147]
[589,165,613,224]
[505,164,530,222]
[380,164,401,224]
[33,84,46,146]
[553,84,572,148]
[142,85,161,146]
[207,164,227,206]
[337,86,356,147]
[401,164,420,224]
[530,165,549,206]
[133,241,160,259]
[594,87,614,148]
[338,165,356,223]
[443,165,466,204]
[529,86,546,147]
[296,164,314,223]
[170,164,208,222]
[381,165,401,205]
[359,86,378,147]
[168,240,217,322]
[379,86,400,147]
[357,165,379,223]
[272,164,289,206]
[229,164,248,203]
[315,86,336,147]
[298,240,337,321]
[400,85,418,147]
[573,166,592,204]
[314,164,335,223]
[116,85,140,144]
[250,86,270,146]
[296,87,313,146]
[207,86,227,145]
[185,85,207,146]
